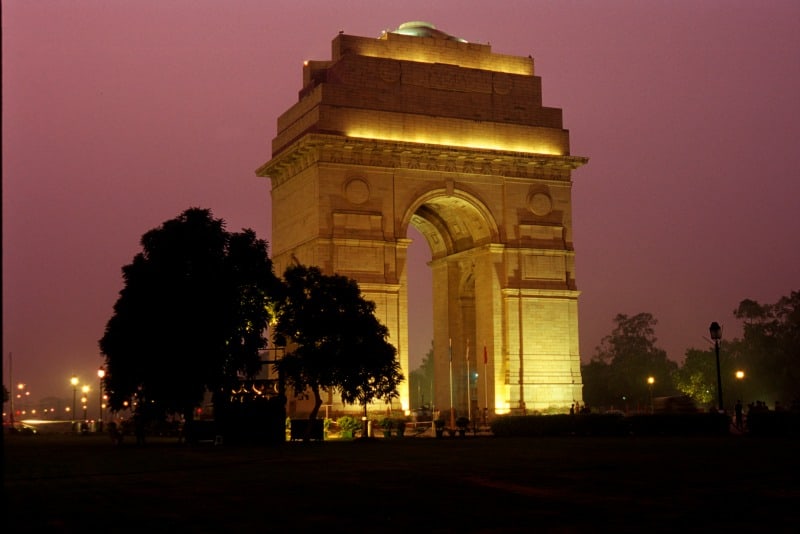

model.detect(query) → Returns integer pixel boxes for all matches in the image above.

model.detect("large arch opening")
[406,227,432,370]
[406,226,432,410]
[403,192,498,419]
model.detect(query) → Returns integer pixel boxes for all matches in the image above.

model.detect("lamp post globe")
[736,370,745,405]
[709,322,723,412]
[647,376,655,413]
[97,367,106,429]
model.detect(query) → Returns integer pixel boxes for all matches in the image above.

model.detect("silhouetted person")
[108,421,122,445]
[734,400,743,430]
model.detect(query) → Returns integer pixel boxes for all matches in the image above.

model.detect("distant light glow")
[496,399,511,415]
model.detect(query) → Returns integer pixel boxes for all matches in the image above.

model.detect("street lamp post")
[736,370,745,403]
[70,376,79,430]
[81,385,90,422]
[647,376,655,413]
[709,322,723,412]
[16,383,26,418]
[97,367,106,430]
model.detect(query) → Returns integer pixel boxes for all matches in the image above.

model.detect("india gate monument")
[257,22,588,417]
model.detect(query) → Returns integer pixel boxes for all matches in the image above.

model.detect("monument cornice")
[258,133,588,187]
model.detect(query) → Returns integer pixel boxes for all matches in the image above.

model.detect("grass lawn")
[4,432,798,533]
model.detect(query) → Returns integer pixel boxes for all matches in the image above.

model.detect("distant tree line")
[408,341,434,410]
[581,291,800,412]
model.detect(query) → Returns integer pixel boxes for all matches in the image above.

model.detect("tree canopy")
[671,292,800,410]
[272,264,403,420]
[732,291,800,406]
[673,347,718,406]
[583,291,800,412]
[409,341,435,410]
[582,313,677,409]
[99,208,279,419]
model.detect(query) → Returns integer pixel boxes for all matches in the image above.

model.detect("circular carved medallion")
[528,192,552,216]
[345,178,370,204]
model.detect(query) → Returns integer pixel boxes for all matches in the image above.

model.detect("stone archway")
[257,23,588,416]
[402,189,497,420]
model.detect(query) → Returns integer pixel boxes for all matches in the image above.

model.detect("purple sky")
[4,1,799,402]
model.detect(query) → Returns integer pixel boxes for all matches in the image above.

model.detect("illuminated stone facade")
[257,23,588,416]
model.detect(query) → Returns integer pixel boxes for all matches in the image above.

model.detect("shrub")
[395,418,407,437]
[379,417,394,430]
[337,416,361,434]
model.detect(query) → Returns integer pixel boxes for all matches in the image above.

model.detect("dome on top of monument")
[388,21,467,42]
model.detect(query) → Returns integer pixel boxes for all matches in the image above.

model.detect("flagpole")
[448,338,455,430]
[465,338,471,423]
[8,352,14,427]
[483,343,489,426]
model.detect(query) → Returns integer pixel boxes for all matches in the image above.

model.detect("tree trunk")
[309,385,323,420]
[305,385,323,441]
[362,402,369,438]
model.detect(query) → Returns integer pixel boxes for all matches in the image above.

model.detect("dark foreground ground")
[4,432,799,533]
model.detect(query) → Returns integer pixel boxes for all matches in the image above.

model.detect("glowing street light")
[70,376,79,428]
[647,376,655,413]
[16,383,27,416]
[709,322,723,412]
[97,367,106,427]
[81,385,90,422]
[736,369,745,403]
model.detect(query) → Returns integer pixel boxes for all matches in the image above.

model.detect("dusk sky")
[4,1,799,402]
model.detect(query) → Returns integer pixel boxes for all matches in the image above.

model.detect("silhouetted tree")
[674,348,718,406]
[585,313,677,409]
[99,208,279,422]
[580,359,614,409]
[733,291,800,406]
[409,341,434,410]
[273,265,403,423]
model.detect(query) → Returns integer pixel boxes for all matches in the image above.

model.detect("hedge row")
[489,413,732,437]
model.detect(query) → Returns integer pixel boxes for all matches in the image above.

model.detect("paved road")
[5,433,798,532]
